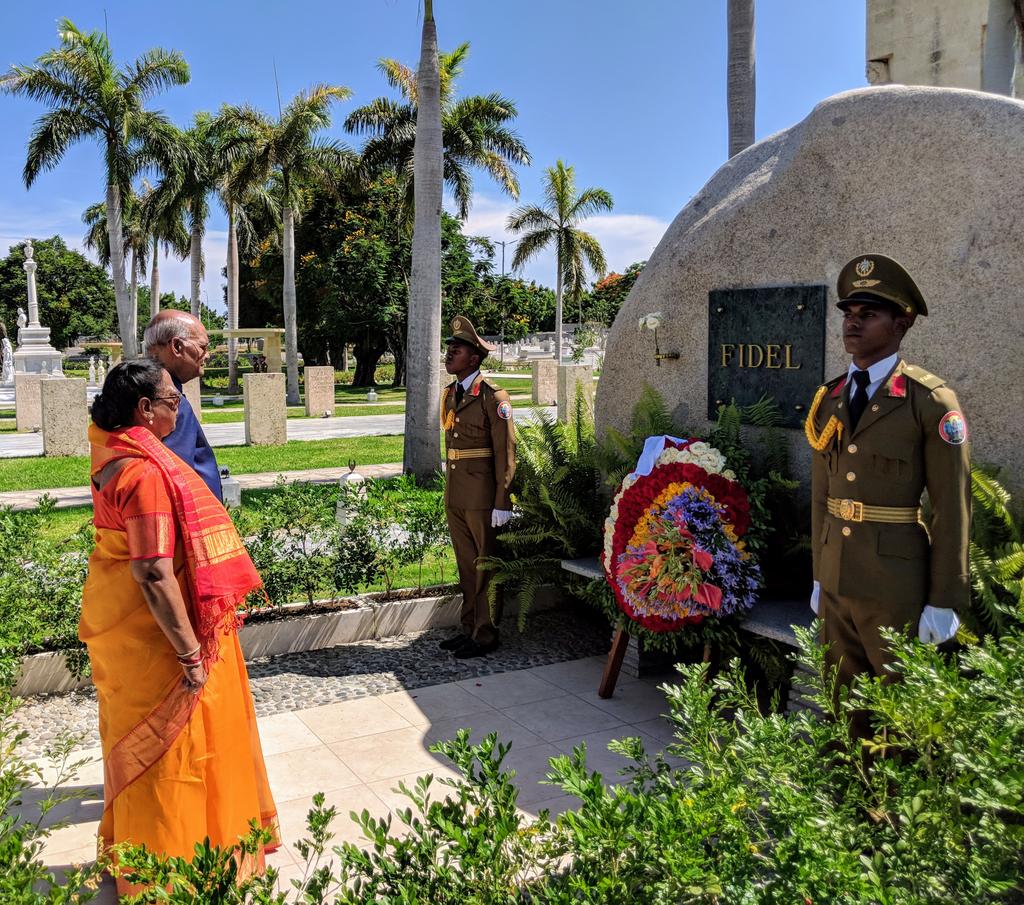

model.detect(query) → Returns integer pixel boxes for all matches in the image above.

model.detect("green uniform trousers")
[446,507,500,646]
[819,588,921,741]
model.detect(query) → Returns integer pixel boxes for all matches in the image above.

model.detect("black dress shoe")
[439,634,470,651]
[452,639,499,659]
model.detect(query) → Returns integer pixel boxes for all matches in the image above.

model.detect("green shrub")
[0,498,93,689]
[0,699,106,902]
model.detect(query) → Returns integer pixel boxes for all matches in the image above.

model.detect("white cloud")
[460,194,667,288]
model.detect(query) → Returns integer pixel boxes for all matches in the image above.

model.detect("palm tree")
[1,18,189,358]
[221,87,354,405]
[506,161,612,363]
[148,114,224,318]
[727,0,756,157]
[83,193,150,346]
[215,118,279,394]
[404,0,444,480]
[138,179,189,322]
[345,40,529,219]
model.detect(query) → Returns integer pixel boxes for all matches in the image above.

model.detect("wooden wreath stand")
[598,626,631,698]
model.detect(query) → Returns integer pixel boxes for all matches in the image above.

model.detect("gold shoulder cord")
[804,385,843,452]
[440,386,455,431]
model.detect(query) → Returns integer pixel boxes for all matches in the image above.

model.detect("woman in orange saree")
[80,360,278,896]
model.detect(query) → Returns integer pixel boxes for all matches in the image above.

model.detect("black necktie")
[848,370,871,430]
[455,383,465,406]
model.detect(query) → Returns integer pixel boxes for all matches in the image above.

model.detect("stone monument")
[14,373,44,432]
[13,241,63,376]
[1,334,13,387]
[304,366,335,417]
[41,377,88,457]
[243,372,287,445]
[596,85,1024,499]
[557,364,594,423]
[531,359,558,405]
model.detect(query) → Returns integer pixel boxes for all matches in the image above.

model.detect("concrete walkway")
[28,655,676,901]
[0,407,554,459]
[0,463,406,511]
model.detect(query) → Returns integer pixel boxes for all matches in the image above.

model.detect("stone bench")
[560,556,813,674]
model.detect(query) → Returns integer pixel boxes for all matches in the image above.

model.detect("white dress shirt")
[845,352,898,402]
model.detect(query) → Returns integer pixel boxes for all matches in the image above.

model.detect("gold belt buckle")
[838,499,863,522]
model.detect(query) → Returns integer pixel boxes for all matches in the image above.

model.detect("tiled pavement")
[27,655,678,901]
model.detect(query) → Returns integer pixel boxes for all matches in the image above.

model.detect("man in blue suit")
[144,310,222,500]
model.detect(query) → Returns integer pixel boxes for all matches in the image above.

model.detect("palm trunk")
[189,224,202,317]
[282,202,300,405]
[404,0,443,480]
[150,235,160,320]
[227,204,240,395]
[128,246,138,349]
[106,181,136,358]
[554,247,564,363]
[727,0,756,158]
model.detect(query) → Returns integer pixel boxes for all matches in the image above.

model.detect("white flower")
[638,312,663,331]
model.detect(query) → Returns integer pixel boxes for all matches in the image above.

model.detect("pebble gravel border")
[13,607,610,759]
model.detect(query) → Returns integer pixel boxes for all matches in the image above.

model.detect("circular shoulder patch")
[939,410,967,445]
[496,400,513,421]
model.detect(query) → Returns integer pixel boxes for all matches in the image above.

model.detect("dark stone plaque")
[707,285,826,428]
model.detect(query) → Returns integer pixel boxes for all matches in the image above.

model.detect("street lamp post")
[492,239,508,366]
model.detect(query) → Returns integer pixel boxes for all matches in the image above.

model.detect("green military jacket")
[442,374,516,511]
[809,359,971,612]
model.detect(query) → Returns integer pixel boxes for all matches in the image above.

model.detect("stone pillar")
[14,373,44,432]
[41,377,88,456]
[181,377,202,423]
[243,372,287,445]
[531,359,558,405]
[304,366,335,417]
[557,364,594,423]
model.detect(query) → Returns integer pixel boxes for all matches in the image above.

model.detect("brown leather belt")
[827,497,921,524]
[447,447,493,461]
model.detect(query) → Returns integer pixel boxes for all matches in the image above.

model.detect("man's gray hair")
[143,313,193,352]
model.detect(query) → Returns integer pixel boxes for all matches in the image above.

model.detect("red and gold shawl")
[90,423,263,659]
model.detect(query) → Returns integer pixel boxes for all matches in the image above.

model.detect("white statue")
[1,337,13,386]
[97,359,106,385]
[89,356,97,386]
[16,307,27,329]
[39,360,49,376]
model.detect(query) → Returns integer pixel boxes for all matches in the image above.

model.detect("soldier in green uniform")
[437,316,516,659]
[805,254,971,740]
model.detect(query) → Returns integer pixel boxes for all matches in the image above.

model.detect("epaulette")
[823,373,846,391]
[901,364,946,391]
[480,377,505,393]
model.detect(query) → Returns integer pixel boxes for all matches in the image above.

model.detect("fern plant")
[480,388,605,628]
[967,465,1024,637]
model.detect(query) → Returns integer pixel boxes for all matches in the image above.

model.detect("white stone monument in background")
[13,241,63,376]
[1,335,13,386]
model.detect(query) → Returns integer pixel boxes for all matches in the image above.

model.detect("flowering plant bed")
[602,438,761,632]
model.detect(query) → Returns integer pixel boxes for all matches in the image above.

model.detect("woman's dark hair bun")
[91,359,166,431]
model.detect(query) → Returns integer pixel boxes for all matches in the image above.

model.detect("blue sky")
[0,1,866,314]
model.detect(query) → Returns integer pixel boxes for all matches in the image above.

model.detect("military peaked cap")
[446,316,495,356]
[836,253,928,317]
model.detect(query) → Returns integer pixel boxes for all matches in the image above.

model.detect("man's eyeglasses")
[152,392,184,410]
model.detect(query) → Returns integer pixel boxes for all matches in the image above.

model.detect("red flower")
[694,583,722,610]
[692,548,713,571]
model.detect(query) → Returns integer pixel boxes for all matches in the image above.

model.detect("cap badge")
[855,258,875,278]
[452,317,464,331]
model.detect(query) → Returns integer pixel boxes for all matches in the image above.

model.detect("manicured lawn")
[199,400,534,424]
[0,435,406,492]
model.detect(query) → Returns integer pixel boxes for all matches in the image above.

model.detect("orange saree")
[80,424,278,895]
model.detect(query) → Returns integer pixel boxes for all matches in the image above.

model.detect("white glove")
[491,509,513,528]
[918,605,960,644]
[809,580,820,616]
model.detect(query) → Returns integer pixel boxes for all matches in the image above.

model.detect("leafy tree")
[1,18,189,357]
[136,288,224,331]
[507,160,613,362]
[345,40,530,219]
[580,260,646,326]
[0,236,115,348]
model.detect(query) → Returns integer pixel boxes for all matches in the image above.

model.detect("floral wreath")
[601,438,761,632]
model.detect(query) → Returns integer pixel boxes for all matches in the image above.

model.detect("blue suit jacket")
[163,377,222,500]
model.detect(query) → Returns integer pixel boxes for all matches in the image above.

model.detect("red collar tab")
[471,378,482,396]
[888,373,907,398]
[830,377,847,398]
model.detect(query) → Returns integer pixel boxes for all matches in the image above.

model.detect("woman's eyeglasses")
[152,392,184,411]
